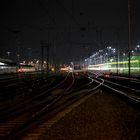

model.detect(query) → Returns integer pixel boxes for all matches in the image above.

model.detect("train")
[16,64,36,73]
[88,60,140,75]
[0,62,35,74]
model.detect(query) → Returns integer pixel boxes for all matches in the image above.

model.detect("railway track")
[0,72,61,108]
[0,72,71,118]
[88,72,140,107]
[2,71,140,140]
[0,72,72,139]
[0,72,73,139]
[0,72,103,140]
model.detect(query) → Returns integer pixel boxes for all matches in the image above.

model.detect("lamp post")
[135,45,140,54]
[107,46,112,59]
[128,0,132,77]
[7,51,11,59]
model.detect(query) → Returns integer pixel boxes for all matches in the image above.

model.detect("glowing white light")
[107,46,112,49]
[112,48,116,51]
[0,62,6,65]
[131,50,134,53]
[99,50,103,52]
[110,59,114,62]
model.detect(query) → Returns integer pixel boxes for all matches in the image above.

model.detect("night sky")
[0,0,140,64]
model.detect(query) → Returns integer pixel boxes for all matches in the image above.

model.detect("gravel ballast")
[23,91,140,140]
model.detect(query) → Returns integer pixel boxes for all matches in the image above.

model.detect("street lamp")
[131,50,134,56]
[7,51,11,59]
[105,53,108,63]
[135,45,140,54]
[107,46,112,56]
[128,0,132,77]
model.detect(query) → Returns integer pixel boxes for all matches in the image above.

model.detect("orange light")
[17,68,23,73]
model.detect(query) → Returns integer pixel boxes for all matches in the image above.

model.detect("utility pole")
[41,40,44,71]
[47,22,50,75]
[27,48,31,64]
[53,40,56,73]
[128,0,132,77]
[7,51,11,59]
[41,40,50,73]
[46,43,50,74]
[115,29,120,75]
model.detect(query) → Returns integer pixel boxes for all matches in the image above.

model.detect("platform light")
[123,53,126,56]
[107,46,112,49]
[110,58,114,62]
[36,60,39,63]
[112,48,116,53]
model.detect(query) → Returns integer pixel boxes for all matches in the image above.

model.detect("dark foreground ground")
[22,91,140,140]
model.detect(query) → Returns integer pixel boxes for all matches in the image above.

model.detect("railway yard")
[0,71,140,140]
[1,0,140,139]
